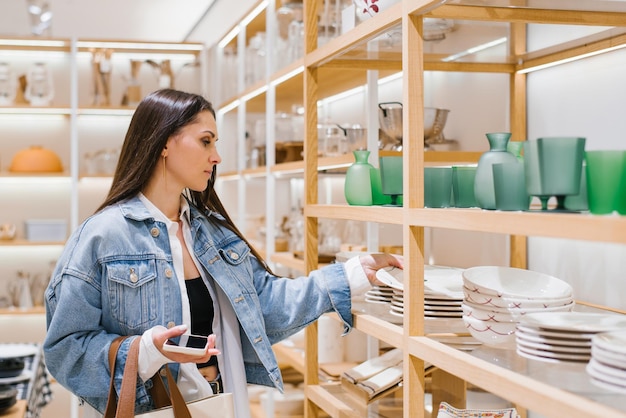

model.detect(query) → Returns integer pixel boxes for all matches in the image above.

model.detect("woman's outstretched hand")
[358,253,404,286]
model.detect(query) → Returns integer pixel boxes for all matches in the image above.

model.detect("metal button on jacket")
[229,251,239,260]
[129,268,138,283]
[166,321,175,329]
[165,268,173,278]
[150,227,160,237]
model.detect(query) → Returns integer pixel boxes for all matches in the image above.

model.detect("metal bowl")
[424,107,450,144]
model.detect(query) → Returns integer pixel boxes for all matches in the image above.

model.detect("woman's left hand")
[358,253,403,286]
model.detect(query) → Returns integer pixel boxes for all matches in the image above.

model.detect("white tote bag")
[105,336,234,418]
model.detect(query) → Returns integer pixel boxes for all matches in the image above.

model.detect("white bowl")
[462,315,517,348]
[463,286,574,309]
[462,266,573,299]
[462,301,575,323]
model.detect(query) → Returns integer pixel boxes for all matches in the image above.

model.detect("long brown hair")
[98,88,272,274]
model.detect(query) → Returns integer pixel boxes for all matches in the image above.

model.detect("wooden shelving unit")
[0,37,204,310]
[212,0,626,417]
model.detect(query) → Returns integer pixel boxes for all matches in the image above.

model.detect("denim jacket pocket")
[218,239,250,266]
[106,259,158,332]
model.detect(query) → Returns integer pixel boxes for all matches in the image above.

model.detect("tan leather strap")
[104,336,192,418]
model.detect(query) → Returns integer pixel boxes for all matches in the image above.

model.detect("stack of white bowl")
[461,266,574,349]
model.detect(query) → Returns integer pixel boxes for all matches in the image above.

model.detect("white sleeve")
[344,255,372,297]
[138,327,171,382]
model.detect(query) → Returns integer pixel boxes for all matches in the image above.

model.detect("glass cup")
[537,137,586,210]
[452,165,477,208]
[492,160,530,211]
[379,156,403,206]
[424,166,453,208]
[564,162,588,211]
[585,150,626,215]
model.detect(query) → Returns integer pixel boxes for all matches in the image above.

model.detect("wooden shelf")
[406,208,626,244]
[0,240,65,246]
[307,204,404,225]
[408,336,626,418]
[0,306,45,315]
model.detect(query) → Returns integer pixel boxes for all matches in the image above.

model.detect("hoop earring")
[162,154,167,187]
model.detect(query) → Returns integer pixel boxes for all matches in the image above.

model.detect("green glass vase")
[474,132,518,210]
[344,150,374,206]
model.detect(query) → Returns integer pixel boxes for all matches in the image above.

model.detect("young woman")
[43,88,403,418]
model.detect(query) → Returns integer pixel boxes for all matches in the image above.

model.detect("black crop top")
[185,277,217,368]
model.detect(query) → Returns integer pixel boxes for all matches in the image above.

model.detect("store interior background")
[1,1,626,417]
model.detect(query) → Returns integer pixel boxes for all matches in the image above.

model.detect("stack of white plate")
[376,265,464,320]
[461,266,574,349]
[365,285,395,304]
[516,312,626,364]
[587,329,626,393]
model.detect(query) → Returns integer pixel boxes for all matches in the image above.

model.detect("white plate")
[588,375,626,394]
[516,348,585,364]
[515,330,592,347]
[515,338,591,355]
[519,312,626,333]
[426,311,462,318]
[365,297,390,305]
[516,345,590,362]
[375,265,464,298]
[591,346,626,369]
[516,325,596,341]
[0,344,38,359]
[388,309,404,318]
[592,330,626,356]
[364,294,392,302]
[587,361,626,394]
[587,358,626,380]
[0,369,33,384]
[424,304,464,312]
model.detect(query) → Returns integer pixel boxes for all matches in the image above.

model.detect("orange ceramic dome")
[9,146,64,173]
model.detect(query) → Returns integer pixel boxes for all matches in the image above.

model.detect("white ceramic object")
[592,329,626,356]
[376,265,464,298]
[354,0,401,21]
[462,266,573,299]
[463,286,574,309]
[462,315,517,348]
[519,312,626,333]
[461,300,575,321]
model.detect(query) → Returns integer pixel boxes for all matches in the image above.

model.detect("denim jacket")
[43,196,353,413]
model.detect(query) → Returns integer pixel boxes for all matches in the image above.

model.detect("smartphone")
[163,334,209,356]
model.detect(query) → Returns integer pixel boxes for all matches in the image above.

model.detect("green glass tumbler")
[585,150,626,215]
[523,139,549,210]
[493,160,530,211]
[537,137,586,211]
[452,165,477,208]
[425,166,453,208]
[379,156,403,206]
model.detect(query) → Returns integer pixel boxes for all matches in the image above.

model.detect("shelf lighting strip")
[271,66,304,86]
[0,39,68,48]
[517,44,626,74]
[442,37,508,62]
[218,0,268,48]
[76,41,202,51]
[318,71,402,106]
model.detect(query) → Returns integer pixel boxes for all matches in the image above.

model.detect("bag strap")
[104,336,192,418]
